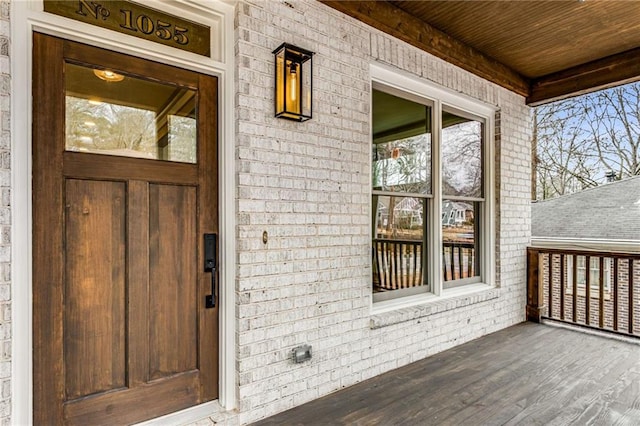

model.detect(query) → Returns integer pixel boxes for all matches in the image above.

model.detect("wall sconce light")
[273,43,313,122]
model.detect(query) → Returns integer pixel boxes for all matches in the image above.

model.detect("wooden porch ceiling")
[320,1,640,105]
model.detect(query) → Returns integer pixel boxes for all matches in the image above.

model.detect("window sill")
[370,283,499,329]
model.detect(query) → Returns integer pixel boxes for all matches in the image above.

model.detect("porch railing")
[373,239,475,291]
[373,239,423,290]
[527,247,640,338]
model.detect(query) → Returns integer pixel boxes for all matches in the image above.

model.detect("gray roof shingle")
[532,175,640,241]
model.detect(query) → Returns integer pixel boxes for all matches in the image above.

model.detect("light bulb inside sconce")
[93,69,125,82]
[289,63,297,102]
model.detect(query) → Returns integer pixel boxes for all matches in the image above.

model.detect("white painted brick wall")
[233,0,531,424]
[0,1,8,424]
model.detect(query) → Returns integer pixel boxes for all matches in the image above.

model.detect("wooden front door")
[32,33,219,425]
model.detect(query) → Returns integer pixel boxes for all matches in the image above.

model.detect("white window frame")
[371,64,495,306]
[566,255,612,296]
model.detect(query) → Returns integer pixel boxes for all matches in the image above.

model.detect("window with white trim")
[566,255,612,294]
[370,71,494,303]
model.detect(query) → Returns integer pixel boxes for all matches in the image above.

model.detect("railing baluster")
[388,242,392,288]
[393,244,402,288]
[420,243,424,285]
[375,242,381,289]
[613,257,619,332]
[629,259,634,334]
[413,244,419,286]
[379,242,384,288]
[599,256,604,329]
[585,255,590,325]
[450,244,455,280]
[457,244,463,279]
[400,243,405,288]
[383,242,390,289]
[560,253,565,321]
[548,253,554,318]
[384,242,390,288]
[378,242,382,288]
[442,248,448,281]
[404,243,409,288]
[572,255,578,322]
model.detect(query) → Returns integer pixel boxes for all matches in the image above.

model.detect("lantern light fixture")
[273,43,314,122]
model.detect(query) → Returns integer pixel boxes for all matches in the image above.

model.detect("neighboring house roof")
[532,175,640,240]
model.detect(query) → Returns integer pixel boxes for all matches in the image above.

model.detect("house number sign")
[44,0,211,57]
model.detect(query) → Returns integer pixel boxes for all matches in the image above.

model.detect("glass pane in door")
[65,63,197,163]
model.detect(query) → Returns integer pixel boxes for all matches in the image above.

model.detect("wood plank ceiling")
[320,1,640,105]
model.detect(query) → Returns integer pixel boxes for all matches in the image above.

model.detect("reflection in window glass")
[374,196,425,241]
[442,111,482,197]
[442,200,480,286]
[372,90,431,194]
[372,196,428,292]
[65,63,197,163]
[372,135,431,194]
[167,115,197,163]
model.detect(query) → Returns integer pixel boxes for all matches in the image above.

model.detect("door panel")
[64,179,127,399]
[149,184,198,379]
[33,33,219,425]
[64,371,199,426]
[127,180,151,388]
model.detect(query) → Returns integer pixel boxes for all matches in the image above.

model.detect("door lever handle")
[204,233,217,308]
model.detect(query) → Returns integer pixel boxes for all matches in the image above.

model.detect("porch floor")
[253,322,640,425]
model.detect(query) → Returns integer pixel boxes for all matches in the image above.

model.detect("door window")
[65,62,197,163]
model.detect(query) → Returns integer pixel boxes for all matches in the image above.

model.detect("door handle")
[204,233,217,308]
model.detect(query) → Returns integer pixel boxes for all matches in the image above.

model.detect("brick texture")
[232,0,531,423]
[0,1,8,425]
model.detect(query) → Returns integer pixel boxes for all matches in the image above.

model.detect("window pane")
[65,63,197,163]
[442,200,480,286]
[442,110,482,197]
[566,256,610,292]
[372,89,431,194]
[372,196,428,292]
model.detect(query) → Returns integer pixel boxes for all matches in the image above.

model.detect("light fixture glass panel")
[301,58,312,117]
[65,62,197,163]
[286,60,300,115]
[275,49,285,116]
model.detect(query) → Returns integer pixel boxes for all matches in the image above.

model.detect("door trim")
[11,1,237,424]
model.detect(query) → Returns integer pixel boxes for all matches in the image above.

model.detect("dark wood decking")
[253,322,640,425]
